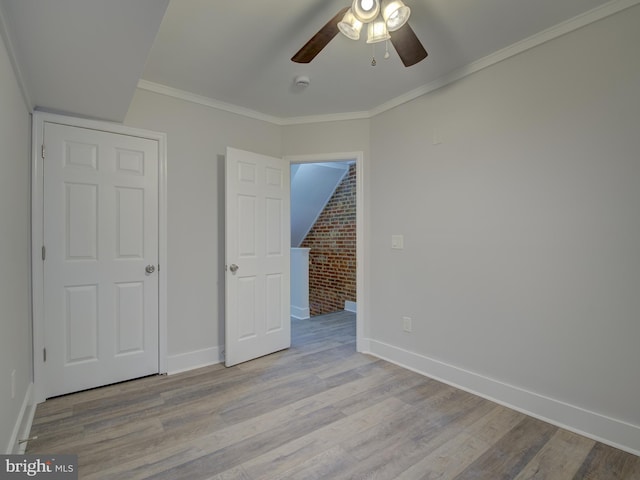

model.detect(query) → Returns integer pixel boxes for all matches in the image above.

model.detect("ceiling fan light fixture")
[366,18,390,43]
[338,9,363,40]
[381,0,410,31]
[352,0,380,23]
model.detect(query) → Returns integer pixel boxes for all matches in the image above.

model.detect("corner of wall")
[0,4,32,111]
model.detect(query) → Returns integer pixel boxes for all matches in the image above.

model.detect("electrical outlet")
[11,370,16,399]
[402,316,412,332]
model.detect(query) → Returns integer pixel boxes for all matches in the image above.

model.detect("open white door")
[225,147,291,366]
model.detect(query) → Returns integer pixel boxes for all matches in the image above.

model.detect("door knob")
[229,264,239,273]
[145,265,156,274]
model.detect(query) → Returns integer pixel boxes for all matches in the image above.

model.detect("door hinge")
[41,144,45,159]
[42,245,46,261]
[43,348,47,362]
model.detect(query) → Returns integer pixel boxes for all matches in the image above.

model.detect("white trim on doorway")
[284,151,367,353]
[31,111,168,403]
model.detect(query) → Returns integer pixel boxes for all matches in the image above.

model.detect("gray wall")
[368,5,640,446]
[282,119,370,158]
[0,30,32,453]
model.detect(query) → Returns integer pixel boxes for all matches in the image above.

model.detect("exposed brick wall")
[301,164,356,316]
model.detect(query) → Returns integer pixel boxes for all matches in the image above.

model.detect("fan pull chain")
[371,40,392,65]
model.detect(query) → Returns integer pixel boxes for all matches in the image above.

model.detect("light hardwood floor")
[27,311,639,479]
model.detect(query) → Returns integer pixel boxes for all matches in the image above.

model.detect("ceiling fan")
[292,0,427,67]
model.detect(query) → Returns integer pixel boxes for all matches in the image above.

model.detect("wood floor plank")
[332,390,493,479]
[454,416,558,479]
[141,406,347,480]
[512,429,596,480]
[394,405,525,480]
[206,466,254,480]
[274,445,359,480]
[26,311,639,479]
[572,442,640,479]
[242,397,410,480]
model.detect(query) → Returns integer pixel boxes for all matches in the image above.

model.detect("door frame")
[285,151,366,352]
[31,111,168,403]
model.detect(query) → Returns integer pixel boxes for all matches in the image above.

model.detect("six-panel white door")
[225,147,291,366]
[43,122,159,397]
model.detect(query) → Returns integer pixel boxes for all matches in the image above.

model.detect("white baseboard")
[7,382,35,454]
[344,301,357,313]
[356,336,370,354]
[167,346,223,375]
[291,305,310,320]
[365,339,640,456]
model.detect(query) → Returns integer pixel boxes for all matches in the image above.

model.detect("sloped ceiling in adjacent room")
[291,162,351,247]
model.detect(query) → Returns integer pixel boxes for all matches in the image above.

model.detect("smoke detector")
[294,75,310,88]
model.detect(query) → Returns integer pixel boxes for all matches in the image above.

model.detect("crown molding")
[138,0,639,126]
[279,110,371,126]
[137,79,373,127]
[136,80,285,125]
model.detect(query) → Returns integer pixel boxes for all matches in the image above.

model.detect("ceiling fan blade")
[292,7,349,63]
[389,23,428,67]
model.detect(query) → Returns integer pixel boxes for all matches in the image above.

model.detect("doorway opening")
[291,161,356,317]
[286,152,364,352]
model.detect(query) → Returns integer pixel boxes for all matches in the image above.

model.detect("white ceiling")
[0,0,628,123]
[0,0,169,122]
